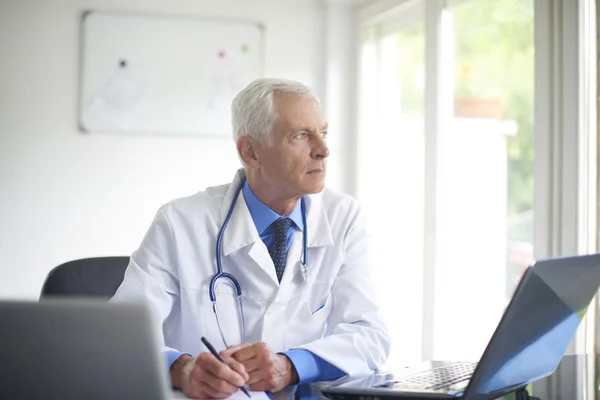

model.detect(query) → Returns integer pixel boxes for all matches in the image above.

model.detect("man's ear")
[237,136,260,168]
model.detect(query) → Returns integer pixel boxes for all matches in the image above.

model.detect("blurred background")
[0,0,597,370]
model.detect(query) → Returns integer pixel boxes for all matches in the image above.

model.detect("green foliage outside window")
[454,0,534,218]
[396,0,534,222]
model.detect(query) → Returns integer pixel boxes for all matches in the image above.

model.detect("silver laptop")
[0,300,171,399]
[321,253,600,400]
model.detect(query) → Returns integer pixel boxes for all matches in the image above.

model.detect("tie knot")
[273,218,292,235]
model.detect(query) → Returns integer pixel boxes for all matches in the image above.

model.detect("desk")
[264,355,599,400]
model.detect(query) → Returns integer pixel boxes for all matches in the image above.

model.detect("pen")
[201,336,251,398]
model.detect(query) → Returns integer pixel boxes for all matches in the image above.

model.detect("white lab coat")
[112,169,390,378]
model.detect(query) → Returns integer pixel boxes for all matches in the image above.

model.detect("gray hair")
[231,78,316,145]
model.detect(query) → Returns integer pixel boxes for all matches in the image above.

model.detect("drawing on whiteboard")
[83,63,150,130]
[206,46,250,112]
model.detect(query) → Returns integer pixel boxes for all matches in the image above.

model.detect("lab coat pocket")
[308,288,332,316]
[285,282,333,348]
[311,302,327,315]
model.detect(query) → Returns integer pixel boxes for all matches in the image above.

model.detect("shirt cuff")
[165,350,190,369]
[282,349,346,384]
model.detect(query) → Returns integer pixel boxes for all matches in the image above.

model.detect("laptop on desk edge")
[0,300,172,399]
[321,253,600,400]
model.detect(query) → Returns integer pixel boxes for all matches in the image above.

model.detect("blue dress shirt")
[165,181,344,384]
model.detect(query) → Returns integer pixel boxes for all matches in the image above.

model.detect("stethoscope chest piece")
[301,262,309,282]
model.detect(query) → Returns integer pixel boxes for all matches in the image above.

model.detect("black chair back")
[40,257,129,299]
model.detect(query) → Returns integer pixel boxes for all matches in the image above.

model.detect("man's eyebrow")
[292,123,328,132]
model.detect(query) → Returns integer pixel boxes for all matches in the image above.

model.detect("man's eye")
[294,133,307,139]
[321,131,328,139]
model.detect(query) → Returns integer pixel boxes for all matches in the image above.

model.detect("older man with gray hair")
[111,78,390,399]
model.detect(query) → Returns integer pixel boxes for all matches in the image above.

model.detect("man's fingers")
[199,353,246,387]
[247,370,265,385]
[231,347,256,362]
[233,342,267,362]
[221,342,251,357]
[249,378,278,393]
[202,372,240,397]
[246,365,275,386]
[250,381,268,392]
[193,382,231,400]
[239,356,262,375]
[187,366,234,399]
[225,356,250,381]
[186,377,203,399]
[190,364,239,397]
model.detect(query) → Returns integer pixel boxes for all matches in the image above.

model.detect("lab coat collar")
[304,192,334,248]
[221,169,259,256]
[221,169,334,257]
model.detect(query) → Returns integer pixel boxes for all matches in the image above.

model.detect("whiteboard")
[79,11,264,136]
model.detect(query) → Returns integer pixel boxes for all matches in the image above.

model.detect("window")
[358,13,426,365]
[359,0,536,364]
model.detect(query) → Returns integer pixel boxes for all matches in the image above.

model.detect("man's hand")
[223,342,299,392]
[170,352,249,399]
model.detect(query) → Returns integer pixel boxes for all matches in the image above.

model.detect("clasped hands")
[172,342,299,399]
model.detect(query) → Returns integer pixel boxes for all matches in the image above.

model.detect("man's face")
[254,93,329,200]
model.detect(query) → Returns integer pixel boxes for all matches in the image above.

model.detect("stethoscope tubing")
[209,180,245,302]
[208,177,309,346]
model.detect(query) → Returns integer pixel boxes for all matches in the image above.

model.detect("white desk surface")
[171,390,269,400]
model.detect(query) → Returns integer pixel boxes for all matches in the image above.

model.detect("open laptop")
[0,300,172,399]
[321,253,600,400]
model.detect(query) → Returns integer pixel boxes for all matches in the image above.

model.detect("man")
[111,78,390,399]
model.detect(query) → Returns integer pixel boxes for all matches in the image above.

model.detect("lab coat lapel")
[221,169,279,285]
[286,194,335,284]
[248,241,279,285]
[221,169,256,256]
[305,193,334,248]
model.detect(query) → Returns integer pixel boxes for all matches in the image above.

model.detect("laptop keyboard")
[374,361,478,391]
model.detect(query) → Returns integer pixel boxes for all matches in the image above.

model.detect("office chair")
[40,257,129,299]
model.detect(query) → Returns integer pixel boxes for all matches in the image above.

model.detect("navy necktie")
[269,218,292,283]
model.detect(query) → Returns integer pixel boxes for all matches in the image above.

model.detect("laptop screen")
[466,254,600,398]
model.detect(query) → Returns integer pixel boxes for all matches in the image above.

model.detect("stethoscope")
[209,177,309,347]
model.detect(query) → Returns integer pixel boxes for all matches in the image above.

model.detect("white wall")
[323,2,359,195]
[0,0,331,299]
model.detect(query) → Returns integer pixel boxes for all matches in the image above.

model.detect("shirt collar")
[242,180,304,234]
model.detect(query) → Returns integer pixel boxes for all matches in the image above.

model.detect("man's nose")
[311,135,329,159]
